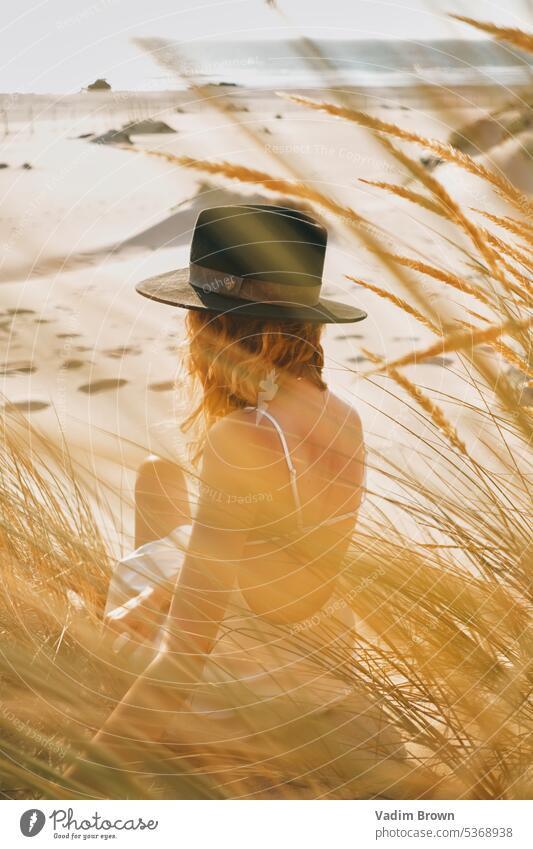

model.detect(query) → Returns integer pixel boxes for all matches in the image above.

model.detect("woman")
[80,205,409,798]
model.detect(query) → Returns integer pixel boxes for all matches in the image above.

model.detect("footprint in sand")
[148,381,175,392]
[2,400,50,413]
[336,333,365,340]
[6,308,35,316]
[61,359,90,371]
[419,356,454,367]
[393,336,420,342]
[0,361,36,375]
[56,332,82,339]
[347,356,368,365]
[102,346,141,359]
[78,378,128,395]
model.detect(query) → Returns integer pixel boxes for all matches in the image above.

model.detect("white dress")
[105,410,407,797]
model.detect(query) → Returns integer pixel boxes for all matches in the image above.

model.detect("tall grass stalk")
[0,15,531,801]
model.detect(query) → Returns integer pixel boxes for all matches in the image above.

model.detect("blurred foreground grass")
[0,15,531,800]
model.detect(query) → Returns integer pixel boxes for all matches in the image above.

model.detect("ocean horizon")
[2,37,532,96]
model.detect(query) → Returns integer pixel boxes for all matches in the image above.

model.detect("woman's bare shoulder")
[204,408,278,469]
[327,390,364,437]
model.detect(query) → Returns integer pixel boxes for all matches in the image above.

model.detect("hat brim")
[135,268,367,324]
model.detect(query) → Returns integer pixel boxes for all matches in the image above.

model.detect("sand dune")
[109,186,276,253]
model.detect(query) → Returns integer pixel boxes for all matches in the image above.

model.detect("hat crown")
[190,204,327,288]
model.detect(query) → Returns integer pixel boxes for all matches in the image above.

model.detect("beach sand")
[0,85,528,554]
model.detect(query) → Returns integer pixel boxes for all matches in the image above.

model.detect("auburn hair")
[182,309,326,458]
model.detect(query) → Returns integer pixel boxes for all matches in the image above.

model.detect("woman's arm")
[74,414,259,766]
[86,552,236,756]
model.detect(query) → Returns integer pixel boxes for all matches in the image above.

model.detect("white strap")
[245,406,304,530]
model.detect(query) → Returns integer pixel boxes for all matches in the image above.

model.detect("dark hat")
[136,204,367,324]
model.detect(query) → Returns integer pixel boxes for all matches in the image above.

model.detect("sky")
[1,0,532,93]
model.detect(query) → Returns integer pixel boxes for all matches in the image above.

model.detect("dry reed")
[450,15,533,54]
[0,12,531,803]
[282,93,533,218]
[364,318,531,374]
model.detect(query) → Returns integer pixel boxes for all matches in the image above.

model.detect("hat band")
[189,263,321,307]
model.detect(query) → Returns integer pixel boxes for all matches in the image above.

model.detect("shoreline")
[1,80,530,119]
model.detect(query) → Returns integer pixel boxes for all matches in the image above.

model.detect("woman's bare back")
[199,377,365,623]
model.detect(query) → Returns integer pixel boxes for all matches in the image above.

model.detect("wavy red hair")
[182,309,326,457]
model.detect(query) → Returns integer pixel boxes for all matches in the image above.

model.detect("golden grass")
[345,276,440,334]
[450,15,533,53]
[364,318,531,374]
[1,14,532,802]
[282,93,533,218]
[376,254,498,309]
[346,275,531,379]
[362,350,468,456]
[484,231,533,277]
[493,341,533,378]
[358,179,532,311]
[472,208,533,246]
[1,407,531,799]
[359,179,444,217]
[358,179,533,320]
[123,146,364,228]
